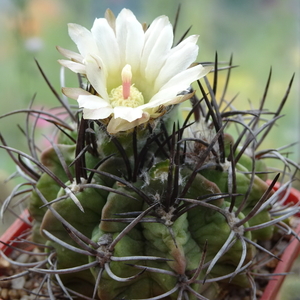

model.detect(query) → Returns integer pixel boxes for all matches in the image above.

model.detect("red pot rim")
[0,209,32,256]
[260,182,300,300]
[0,184,299,299]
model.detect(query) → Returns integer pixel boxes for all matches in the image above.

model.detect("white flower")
[58,8,211,134]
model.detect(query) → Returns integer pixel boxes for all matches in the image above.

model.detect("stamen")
[122,64,132,99]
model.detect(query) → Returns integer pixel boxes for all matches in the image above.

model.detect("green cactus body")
[90,227,148,300]
[199,163,274,240]
[99,183,144,232]
[23,118,282,300]
[45,237,96,296]
[41,180,107,239]
[29,145,76,220]
[38,176,108,291]
[144,220,203,299]
[28,132,280,300]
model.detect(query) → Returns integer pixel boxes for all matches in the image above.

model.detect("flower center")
[109,64,144,108]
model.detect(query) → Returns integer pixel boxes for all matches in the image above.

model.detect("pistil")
[122,64,132,99]
[109,64,144,108]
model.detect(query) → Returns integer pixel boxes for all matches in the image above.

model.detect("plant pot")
[260,182,300,300]
[1,186,299,300]
[0,210,32,256]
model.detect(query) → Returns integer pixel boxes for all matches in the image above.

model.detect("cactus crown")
[0,7,299,300]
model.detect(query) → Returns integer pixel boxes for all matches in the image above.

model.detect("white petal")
[82,108,113,120]
[140,92,195,116]
[62,87,91,100]
[141,16,173,83]
[115,9,144,71]
[143,16,170,56]
[139,95,181,111]
[113,106,143,122]
[147,89,184,107]
[68,23,98,57]
[107,112,150,134]
[77,94,111,109]
[152,65,212,101]
[154,36,199,90]
[170,35,199,53]
[91,18,120,75]
[85,54,109,100]
[56,46,83,63]
[58,60,86,74]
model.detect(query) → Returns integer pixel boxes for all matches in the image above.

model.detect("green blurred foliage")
[0,0,299,175]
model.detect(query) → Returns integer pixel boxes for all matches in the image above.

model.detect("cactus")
[0,8,299,300]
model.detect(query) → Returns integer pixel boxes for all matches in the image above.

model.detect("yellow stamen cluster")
[109,85,144,108]
[109,64,144,108]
